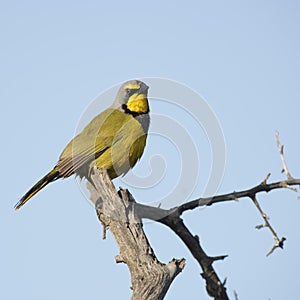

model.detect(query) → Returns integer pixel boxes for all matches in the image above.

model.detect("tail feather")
[15,168,59,210]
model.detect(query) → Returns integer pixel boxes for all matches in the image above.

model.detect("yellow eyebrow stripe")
[123,83,140,90]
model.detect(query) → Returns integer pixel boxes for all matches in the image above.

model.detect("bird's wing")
[56,109,127,177]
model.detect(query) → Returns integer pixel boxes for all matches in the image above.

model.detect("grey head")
[111,80,149,111]
[111,80,150,133]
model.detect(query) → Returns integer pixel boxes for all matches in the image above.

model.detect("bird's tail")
[15,168,59,210]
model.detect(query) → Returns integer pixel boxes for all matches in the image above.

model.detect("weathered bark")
[87,168,185,300]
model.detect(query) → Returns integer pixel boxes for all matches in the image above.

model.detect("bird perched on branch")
[15,80,150,210]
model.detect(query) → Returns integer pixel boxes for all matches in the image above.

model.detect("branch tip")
[251,195,286,256]
[275,131,293,180]
[255,223,265,230]
[266,237,286,256]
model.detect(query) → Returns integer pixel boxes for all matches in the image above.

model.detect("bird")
[15,80,150,210]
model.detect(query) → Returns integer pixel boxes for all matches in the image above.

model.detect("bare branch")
[177,177,300,213]
[266,237,286,257]
[161,214,229,299]
[132,174,300,290]
[250,195,286,256]
[276,131,293,179]
[87,168,185,300]
[130,171,300,297]
[135,203,229,299]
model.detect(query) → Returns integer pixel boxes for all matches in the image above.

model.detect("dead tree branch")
[87,169,300,299]
[87,168,185,300]
[135,203,229,300]
[87,169,300,300]
[86,132,299,300]
[177,177,299,213]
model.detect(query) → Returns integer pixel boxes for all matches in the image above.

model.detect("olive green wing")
[56,109,127,177]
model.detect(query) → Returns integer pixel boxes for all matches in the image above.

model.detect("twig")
[250,195,286,256]
[177,177,300,213]
[135,174,299,266]
[276,131,293,180]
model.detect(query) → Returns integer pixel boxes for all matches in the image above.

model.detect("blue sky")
[1,1,300,299]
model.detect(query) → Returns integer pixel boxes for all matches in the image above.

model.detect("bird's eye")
[126,88,139,96]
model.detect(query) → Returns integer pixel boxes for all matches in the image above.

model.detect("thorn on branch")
[234,290,239,300]
[261,173,271,185]
[208,255,228,263]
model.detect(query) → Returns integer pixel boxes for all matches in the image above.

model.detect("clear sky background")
[1,1,300,299]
